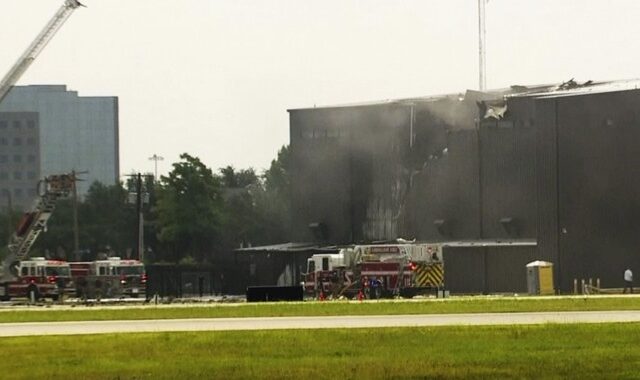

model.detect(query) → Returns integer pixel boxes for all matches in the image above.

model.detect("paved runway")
[2,310,640,337]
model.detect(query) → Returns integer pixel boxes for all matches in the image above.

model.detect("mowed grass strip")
[1,296,640,323]
[2,323,640,379]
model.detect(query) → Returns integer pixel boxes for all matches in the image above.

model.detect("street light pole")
[148,154,164,182]
[478,0,487,91]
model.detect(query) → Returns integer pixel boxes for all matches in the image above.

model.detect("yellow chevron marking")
[415,263,444,287]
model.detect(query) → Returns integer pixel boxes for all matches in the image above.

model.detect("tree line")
[0,146,290,264]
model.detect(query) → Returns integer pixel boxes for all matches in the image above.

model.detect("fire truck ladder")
[0,0,84,105]
[2,175,75,280]
[392,250,413,297]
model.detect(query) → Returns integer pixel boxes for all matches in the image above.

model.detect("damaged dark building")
[281,80,640,294]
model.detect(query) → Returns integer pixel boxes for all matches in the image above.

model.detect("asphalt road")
[2,310,640,337]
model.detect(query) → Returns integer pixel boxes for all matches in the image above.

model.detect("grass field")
[1,296,640,323]
[1,323,640,379]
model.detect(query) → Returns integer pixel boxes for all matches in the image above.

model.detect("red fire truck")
[70,257,147,299]
[304,243,444,299]
[0,258,75,301]
[0,174,77,302]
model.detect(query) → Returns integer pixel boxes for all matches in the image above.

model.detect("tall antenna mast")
[478,0,487,91]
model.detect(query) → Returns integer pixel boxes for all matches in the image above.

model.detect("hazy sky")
[1,1,639,178]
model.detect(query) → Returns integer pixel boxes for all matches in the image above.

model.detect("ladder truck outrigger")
[0,0,85,301]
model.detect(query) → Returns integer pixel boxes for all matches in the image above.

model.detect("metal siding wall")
[556,90,640,290]
[534,99,560,278]
[480,98,537,239]
[485,246,538,293]
[406,130,481,241]
[443,247,485,293]
[289,109,354,243]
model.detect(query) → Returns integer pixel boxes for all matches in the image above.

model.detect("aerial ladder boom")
[1,174,76,282]
[0,0,84,105]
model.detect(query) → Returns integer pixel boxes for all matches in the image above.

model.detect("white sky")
[2,1,639,177]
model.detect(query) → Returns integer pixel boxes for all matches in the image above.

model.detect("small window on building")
[307,260,315,273]
[99,267,106,276]
[13,171,22,180]
[27,120,36,129]
[13,137,22,146]
[12,121,21,129]
[26,137,36,146]
[13,155,21,163]
[27,171,36,180]
[21,267,28,276]
[0,121,7,129]
[27,155,36,163]
[322,257,329,271]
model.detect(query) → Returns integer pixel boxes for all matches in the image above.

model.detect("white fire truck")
[303,243,444,299]
[70,258,147,299]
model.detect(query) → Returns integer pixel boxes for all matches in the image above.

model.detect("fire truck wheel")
[26,286,40,303]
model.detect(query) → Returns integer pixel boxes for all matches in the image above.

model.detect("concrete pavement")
[2,310,640,337]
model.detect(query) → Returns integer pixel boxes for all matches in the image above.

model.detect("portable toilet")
[526,261,554,295]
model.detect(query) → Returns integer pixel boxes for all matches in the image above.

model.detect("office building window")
[26,137,36,146]
[27,171,36,180]
[13,171,22,180]
[13,155,21,163]
[0,121,6,129]
[13,137,22,146]
[27,155,36,163]
[27,120,36,129]
[13,121,21,129]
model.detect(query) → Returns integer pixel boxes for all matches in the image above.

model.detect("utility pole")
[72,170,79,259]
[478,0,487,91]
[70,170,87,261]
[148,154,164,182]
[135,173,144,262]
[126,173,148,262]
[5,190,12,239]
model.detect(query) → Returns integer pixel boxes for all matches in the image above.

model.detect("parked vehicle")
[303,243,444,299]
[0,258,75,301]
[71,257,147,299]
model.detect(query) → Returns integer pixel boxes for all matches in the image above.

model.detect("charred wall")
[288,86,640,293]
[479,97,537,239]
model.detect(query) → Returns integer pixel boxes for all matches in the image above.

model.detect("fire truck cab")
[0,258,74,301]
[304,243,445,299]
[71,257,147,299]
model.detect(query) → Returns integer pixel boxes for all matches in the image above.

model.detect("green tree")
[156,153,224,262]
[80,181,137,258]
[255,145,291,244]
[218,166,262,252]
